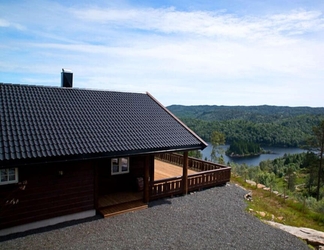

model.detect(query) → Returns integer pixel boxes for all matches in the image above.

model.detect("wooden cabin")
[0,79,209,236]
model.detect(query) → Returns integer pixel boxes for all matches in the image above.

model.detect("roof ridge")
[0,83,147,95]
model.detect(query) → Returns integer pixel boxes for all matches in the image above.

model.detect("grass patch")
[231,175,324,232]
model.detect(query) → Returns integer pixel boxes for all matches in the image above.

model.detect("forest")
[226,140,262,157]
[182,109,324,213]
[168,105,324,147]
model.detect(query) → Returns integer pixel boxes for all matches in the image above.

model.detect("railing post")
[183,151,189,195]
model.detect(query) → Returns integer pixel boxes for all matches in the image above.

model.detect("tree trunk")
[316,139,324,201]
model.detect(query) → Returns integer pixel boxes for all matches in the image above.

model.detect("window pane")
[1,169,8,182]
[112,165,119,173]
[8,168,16,181]
[112,159,119,173]
[121,158,128,172]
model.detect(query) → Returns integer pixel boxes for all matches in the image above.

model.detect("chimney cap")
[62,68,72,73]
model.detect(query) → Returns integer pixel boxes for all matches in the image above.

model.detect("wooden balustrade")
[188,168,231,192]
[156,153,229,172]
[150,153,231,200]
[150,177,183,200]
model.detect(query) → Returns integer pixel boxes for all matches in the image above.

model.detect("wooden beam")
[94,163,99,209]
[149,155,155,183]
[144,155,150,203]
[182,151,188,195]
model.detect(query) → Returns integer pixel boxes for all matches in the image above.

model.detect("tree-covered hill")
[168,105,324,122]
[167,105,324,147]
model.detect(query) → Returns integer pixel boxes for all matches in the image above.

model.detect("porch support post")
[183,151,189,195]
[144,155,150,203]
[149,155,154,183]
[94,164,99,209]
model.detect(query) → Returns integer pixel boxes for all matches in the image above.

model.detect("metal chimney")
[61,68,73,88]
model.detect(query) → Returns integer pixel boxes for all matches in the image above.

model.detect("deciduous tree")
[210,131,225,164]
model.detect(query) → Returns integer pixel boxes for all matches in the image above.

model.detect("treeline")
[179,117,322,147]
[167,105,324,147]
[226,141,262,156]
[168,105,324,122]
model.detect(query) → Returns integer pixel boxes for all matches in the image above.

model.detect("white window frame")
[111,158,129,175]
[0,168,19,185]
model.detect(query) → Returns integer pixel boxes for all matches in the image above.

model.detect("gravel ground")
[0,184,309,250]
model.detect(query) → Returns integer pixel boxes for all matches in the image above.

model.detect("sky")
[1,0,324,107]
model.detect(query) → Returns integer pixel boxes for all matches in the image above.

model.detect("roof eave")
[0,145,206,168]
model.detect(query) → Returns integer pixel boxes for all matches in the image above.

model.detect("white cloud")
[0,18,24,30]
[72,7,323,42]
[1,1,324,107]
[0,19,10,27]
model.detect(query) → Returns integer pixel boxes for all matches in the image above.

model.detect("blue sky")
[1,0,324,107]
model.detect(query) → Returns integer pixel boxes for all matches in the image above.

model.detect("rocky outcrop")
[245,180,288,199]
[265,221,324,249]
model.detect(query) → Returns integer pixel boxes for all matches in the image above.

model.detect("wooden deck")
[98,192,143,208]
[151,153,231,200]
[99,200,148,218]
[154,159,197,180]
[98,192,147,217]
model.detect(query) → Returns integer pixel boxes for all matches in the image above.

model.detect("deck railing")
[155,152,229,171]
[150,153,231,200]
[188,168,231,191]
[150,177,183,200]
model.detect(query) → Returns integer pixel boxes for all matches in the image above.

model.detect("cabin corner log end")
[151,153,231,200]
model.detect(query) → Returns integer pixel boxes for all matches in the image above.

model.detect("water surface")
[201,144,307,166]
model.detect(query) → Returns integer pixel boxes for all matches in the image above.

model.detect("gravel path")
[0,183,309,250]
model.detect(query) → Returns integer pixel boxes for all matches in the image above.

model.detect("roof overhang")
[0,145,206,168]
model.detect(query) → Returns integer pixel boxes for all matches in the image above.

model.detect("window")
[0,168,18,185]
[111,158,129,175]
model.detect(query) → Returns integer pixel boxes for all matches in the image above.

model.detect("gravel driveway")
[0,183,309,250]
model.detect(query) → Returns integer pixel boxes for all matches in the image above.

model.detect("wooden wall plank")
[0,160,95,230]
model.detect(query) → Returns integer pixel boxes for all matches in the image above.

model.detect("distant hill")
[167,105,324,122]
[167,105,324,147]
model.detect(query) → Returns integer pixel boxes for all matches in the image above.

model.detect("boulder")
[257,211,266,217]
[246,180,256,186]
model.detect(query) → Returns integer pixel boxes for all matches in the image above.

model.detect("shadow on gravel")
[0,214,102,243]
[148,198,172,208]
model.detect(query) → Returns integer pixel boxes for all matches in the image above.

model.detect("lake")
[201,144,307,166]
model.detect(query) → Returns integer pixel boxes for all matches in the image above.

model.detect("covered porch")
[98,157,189,217]
[98,153,231,217]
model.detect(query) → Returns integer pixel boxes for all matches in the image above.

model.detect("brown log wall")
[0,161,94,230]
[97,155,149,195]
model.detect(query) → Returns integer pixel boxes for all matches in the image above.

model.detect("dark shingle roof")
[0,83,207,166]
